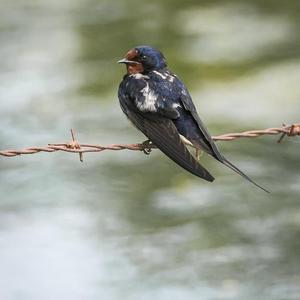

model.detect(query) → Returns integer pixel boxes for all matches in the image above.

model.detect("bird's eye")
[141,55,147,61]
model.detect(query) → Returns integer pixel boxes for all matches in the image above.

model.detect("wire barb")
[69,129,83,162]
[277,123,300,143]
[0,123,299,158]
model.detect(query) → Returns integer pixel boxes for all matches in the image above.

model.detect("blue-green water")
[0,1,300,299]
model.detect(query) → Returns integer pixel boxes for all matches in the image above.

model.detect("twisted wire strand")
[0,123,299,160]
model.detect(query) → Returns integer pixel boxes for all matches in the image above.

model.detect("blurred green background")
[0,0,300,299]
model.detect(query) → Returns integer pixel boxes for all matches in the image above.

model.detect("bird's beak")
[118,58,129,64]
[117,58,141,64]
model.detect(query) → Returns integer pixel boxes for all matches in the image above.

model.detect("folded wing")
[127,109,215,182]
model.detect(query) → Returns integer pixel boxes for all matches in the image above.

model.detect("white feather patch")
[131,73,149,79]
[172,103,181,108]
[153,70,175,82]
[153,70,167,79]
[168,75,175,82]
[136,83,157,112]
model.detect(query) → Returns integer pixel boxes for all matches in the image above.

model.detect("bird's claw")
[142,140,152,155]
[143,148,152,155]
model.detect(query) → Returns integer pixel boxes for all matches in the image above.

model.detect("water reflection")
[0,0,300,299]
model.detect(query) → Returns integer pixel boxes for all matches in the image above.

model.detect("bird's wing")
[179,86,223,161]
[126,109,215,182]
[178,82,269,192]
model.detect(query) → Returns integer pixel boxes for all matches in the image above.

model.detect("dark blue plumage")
[118,45,268,192]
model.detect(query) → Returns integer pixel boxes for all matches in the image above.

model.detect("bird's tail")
[220,156,270,193]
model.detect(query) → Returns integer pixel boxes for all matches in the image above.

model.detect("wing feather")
[180,91,223,161]
[179,88,269,192]
[127,110,215,182]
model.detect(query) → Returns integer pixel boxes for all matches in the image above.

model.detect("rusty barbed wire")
[0,123,299,161]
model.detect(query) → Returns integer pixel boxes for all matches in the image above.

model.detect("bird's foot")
[141,140,153,155]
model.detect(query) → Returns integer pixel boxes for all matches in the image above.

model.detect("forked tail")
[221,156,270,193]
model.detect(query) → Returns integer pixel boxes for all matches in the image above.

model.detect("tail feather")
[221,156,270,193]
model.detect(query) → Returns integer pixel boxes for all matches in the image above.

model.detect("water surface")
[0,1,300,299]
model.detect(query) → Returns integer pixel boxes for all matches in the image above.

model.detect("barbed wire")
[0,123,299,162]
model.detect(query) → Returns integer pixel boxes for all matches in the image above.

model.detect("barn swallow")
[118,45,268,192]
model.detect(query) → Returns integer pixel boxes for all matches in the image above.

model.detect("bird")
[117,45,268,192]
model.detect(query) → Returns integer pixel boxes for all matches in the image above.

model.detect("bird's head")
[118,45,167,74]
